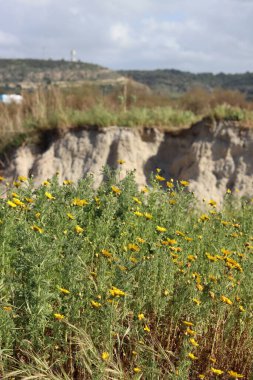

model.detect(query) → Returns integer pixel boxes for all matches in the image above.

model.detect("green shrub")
[0,169,252,379]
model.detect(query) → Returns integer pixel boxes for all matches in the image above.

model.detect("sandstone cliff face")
[2,120,253,202]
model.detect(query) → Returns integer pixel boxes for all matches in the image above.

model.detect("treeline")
[119,69,253,99]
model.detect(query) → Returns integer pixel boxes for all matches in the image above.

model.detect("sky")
[0,0,253,73]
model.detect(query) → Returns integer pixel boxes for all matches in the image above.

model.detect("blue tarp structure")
[0,94,23,104]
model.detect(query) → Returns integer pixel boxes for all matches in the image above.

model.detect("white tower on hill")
[70,49,77,62]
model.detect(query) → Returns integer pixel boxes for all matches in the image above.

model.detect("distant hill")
[119,69,253,98]
[0,59,121,87]
[2,60,253,99]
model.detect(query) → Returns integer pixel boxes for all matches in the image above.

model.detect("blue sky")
[0,0,253,73]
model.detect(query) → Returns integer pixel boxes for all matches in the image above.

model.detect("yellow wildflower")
[143,325,150,332]
[43,180,50,186]
[58,287,70,295]
[156,226,167,233]
[0,176,5,181]
[128,243,140,252]
[138,313,145,320]
[45,191,55,200]
[117,159,125,164]
[111,185,121,195]
[133,197,142,204]
[141,186,148,193]
[101,249,113,258]
[31,225,44,233]
[186,328,196,336]
[227,370,244,378]
[63,179,73,185]
[133,367,142,373]
[155,174,165,181]
[109,286,125,297]
[13,181,21,188]
[134,211,143,217]
[91,300,102,308]
[13,198,25,207]
[54,313,65,320]
[101,351,109,361]
[196,283,204,291]
[239,305,246,312]
[167,238,177,245]
[221,295,233,305]
[221,248,232,256]
[166,181,174,188]
[170,246,182,252]
[67,213,75,220]
[183,321,194,327]
[211,367,224,375]
[198,375,205,379]
[189,338,199,347]
[94,196,100,204]
[75,225,84,234]
[199,214,209,222]
[188,352,198,360]
[188,255,197,262]
[221,220,231,226]
[144,212,152,219]
[225,257,243,272]
[136,237,145,243]
[7,200,17,208]
[206,253,218,262]
[18,175,27,182]
[3,306,12,312]
[72,198,88,206]
[208,199,217,207]
[193,298,201,305]
[180,180,189,187]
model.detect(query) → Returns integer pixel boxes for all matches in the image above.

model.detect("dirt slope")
[2,119,253,202]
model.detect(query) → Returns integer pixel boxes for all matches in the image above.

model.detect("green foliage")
[120,69,253,99]
[0,170,252,379]
[0,59,111,84]
[212,104,253,122]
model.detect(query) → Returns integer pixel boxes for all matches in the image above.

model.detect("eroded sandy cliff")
[2,119,253,202]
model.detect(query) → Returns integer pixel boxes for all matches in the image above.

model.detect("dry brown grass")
[1,84,253,153]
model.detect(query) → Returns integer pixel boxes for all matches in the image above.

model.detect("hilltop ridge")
[0,58,120,87]
[1,59,253,97]
[119,68,253,98]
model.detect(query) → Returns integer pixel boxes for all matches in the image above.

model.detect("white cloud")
[110,23,132,47]
[0,0,253,72]
[0,31,18,47]
[16,0,52,5]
